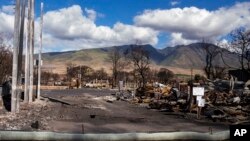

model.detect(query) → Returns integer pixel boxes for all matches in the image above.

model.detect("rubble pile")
[204,89,250,123]
[0,100,56,130]
[121,80,250,124]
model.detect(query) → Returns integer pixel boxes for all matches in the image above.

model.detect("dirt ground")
[0,88,229,133]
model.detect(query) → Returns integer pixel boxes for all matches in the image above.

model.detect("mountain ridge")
[41,43,239,74]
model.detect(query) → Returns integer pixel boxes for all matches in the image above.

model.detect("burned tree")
[79,65,93,82]
[147,69,158,83]
[41,71,52,85]
[220,28,250,82]
[0,37,12,84]
[39,71,59,85]
[203,41,220,79]
[66,64,95,83]
[126,45,150,88]
[108,47,122,88]
[212,65,227,79]
[157,68,174,84]
[229,28,250,70]
[66,63,77,81]
[66,64,83,89]
[93,68,108,80]
[51,73,60,82]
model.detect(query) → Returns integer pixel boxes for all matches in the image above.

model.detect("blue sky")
[0,0,250,52]
[37,0,249,27]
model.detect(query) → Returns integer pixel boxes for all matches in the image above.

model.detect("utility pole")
[11,0,21,112]
[24,1,30,103]
[16,0,26,112]
[37,2,43,100]
[12,0,26,112]
[28,0,35,103]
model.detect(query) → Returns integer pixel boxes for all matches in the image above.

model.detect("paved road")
[41,88,229,133]
[41,88,115,97]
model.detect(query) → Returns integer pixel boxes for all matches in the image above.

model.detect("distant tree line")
[65,44,176,89]
[66,63,109,83]
[39,71,60,85]
[65,44,175,89]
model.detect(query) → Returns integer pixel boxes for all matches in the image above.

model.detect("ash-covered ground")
[0,88,228,133]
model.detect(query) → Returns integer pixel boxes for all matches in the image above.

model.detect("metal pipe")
[0,130,229,141]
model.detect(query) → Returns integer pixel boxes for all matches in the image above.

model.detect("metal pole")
[37,2,43,100]
[28,0,35,103]
[11,0,21,113]
[24,1,30,103]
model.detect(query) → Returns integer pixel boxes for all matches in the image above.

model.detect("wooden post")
[11,0,21,113]
[197,107,201,119]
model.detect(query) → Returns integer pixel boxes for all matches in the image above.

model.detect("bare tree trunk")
[109,47,121,89]
[241,53,245,70]
[140,71,145,88]
[240,45,245,70]
[11,0,21,113]
[208,55,213,79]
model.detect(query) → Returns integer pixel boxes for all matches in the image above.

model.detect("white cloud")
[134,2,250,44]
[217,38,233,51]
[220,39,229,45]
[0,4,158,52]
[42,5,158,51]
[169,33,197,46]
[1,2,250,52]
[85,8,97,21]
[170,1,180,6]
[0,12,14,33]
[1,5,15,14]
[42,23,158,52]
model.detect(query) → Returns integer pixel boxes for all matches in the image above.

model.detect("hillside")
[41,43,239,75]
[160,43,239,69]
